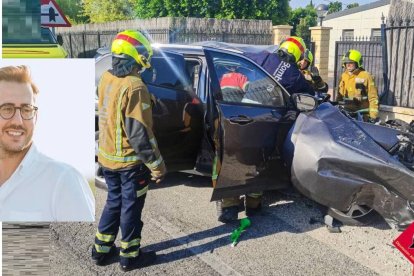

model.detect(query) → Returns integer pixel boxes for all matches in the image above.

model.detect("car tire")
[327,205,376,226]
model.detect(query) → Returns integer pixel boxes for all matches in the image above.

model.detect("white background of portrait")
[0,222,2,276]
[0,59,95,180]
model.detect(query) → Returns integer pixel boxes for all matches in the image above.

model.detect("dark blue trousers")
[94,164,150,265]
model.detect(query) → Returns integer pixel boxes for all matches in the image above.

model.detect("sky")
[1,59,95,180]
[290,0,377,9]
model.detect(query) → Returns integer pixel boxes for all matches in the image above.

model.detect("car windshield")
[3,27,57,44]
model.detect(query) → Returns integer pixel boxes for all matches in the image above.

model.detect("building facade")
[323,0,390,73]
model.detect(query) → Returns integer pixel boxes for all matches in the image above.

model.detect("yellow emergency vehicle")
[3,27,67,58]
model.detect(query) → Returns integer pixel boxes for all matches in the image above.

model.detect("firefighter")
[92,30,167,271]
[219,64,249,102]
[244,36,315,96]
[338,49,379,122]
[216,37,313,223]
[298,49,328,94]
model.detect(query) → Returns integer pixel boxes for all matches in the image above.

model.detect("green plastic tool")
[230,218,251,247]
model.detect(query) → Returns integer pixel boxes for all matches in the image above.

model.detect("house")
[323,0,390,74]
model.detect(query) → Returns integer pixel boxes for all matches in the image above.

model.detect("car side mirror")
[57,34,64,46]
[292,93,318,112]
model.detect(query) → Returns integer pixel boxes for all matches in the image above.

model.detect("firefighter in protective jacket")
[338,49,379,121]
[219,64,249,102]
[92,30,166,271]
[298,49,328,94]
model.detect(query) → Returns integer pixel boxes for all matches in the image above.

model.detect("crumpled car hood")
[286,103,414,230]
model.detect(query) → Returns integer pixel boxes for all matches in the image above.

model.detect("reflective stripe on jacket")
[98,71,163,170]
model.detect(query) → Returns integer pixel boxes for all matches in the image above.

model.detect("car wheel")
[327,204,375,226]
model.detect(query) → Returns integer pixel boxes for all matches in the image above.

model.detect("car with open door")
[95,42,414,230]
[95,43,301,198]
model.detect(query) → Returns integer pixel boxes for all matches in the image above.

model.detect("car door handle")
[229,115,254,125]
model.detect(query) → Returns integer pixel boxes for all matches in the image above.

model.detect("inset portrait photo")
[0,59,95,222]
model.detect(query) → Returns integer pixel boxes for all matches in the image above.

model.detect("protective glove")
[310,66,320,77]
[352,97,361,106]
[150,160,167,184]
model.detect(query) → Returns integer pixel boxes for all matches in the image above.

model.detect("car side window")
[184,59,202,94]
[210,51,285,107]
[141,53,192,93]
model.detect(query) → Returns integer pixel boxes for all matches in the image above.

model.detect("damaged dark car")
[95,42,414,230]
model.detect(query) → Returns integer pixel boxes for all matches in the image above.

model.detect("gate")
[383,17,414,108]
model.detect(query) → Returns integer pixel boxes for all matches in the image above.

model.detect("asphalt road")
[49,172,411,275]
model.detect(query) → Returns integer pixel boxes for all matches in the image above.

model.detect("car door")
[141,50,204,171]
[203,48,292,201]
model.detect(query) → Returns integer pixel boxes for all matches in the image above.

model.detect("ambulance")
[3,27,68,58]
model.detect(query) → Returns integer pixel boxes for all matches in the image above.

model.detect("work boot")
[120,250,157,272]
[245,203,262,217]
[91,245,116,266]
[217,206,239,223]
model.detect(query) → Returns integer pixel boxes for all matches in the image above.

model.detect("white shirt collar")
[16,143,38,175]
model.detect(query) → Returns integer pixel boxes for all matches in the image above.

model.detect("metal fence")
[333,36,384,101]
[383,17,414,108]
[61,29,170,58]
[57,17,273,58]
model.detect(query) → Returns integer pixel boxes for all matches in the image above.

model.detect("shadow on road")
[140,189,390,266]
[149,171,211,190]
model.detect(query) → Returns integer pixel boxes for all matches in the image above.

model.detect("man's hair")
[0,65,39,95]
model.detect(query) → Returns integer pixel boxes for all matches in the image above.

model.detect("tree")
[135,0,290,25]
[289,3,317,44]
[346,3,359,9]
[55,0,88,24]
[327,1,342,14]
[135,0,168,18]
[82,0,136,23]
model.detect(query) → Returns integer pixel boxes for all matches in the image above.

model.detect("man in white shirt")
[0,65,94,222]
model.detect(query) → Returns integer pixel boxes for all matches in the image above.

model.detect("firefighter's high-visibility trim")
[115,87,129,156]
[99,148,138,162]
[142,102,151,110]
[212,156,218,181]
[136,185,149,198]
[286,37,305,53]
[342,96,368,100]
[221,85,244,90]
[114,34,142,47]
[248,192,263,198]
[121,238,141,249]
[149,138,157,148]
[356,108,379,113]
[120,250,140,258]
[95,244,112,253]
[96,231,116,242]
[146,156,164,169]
